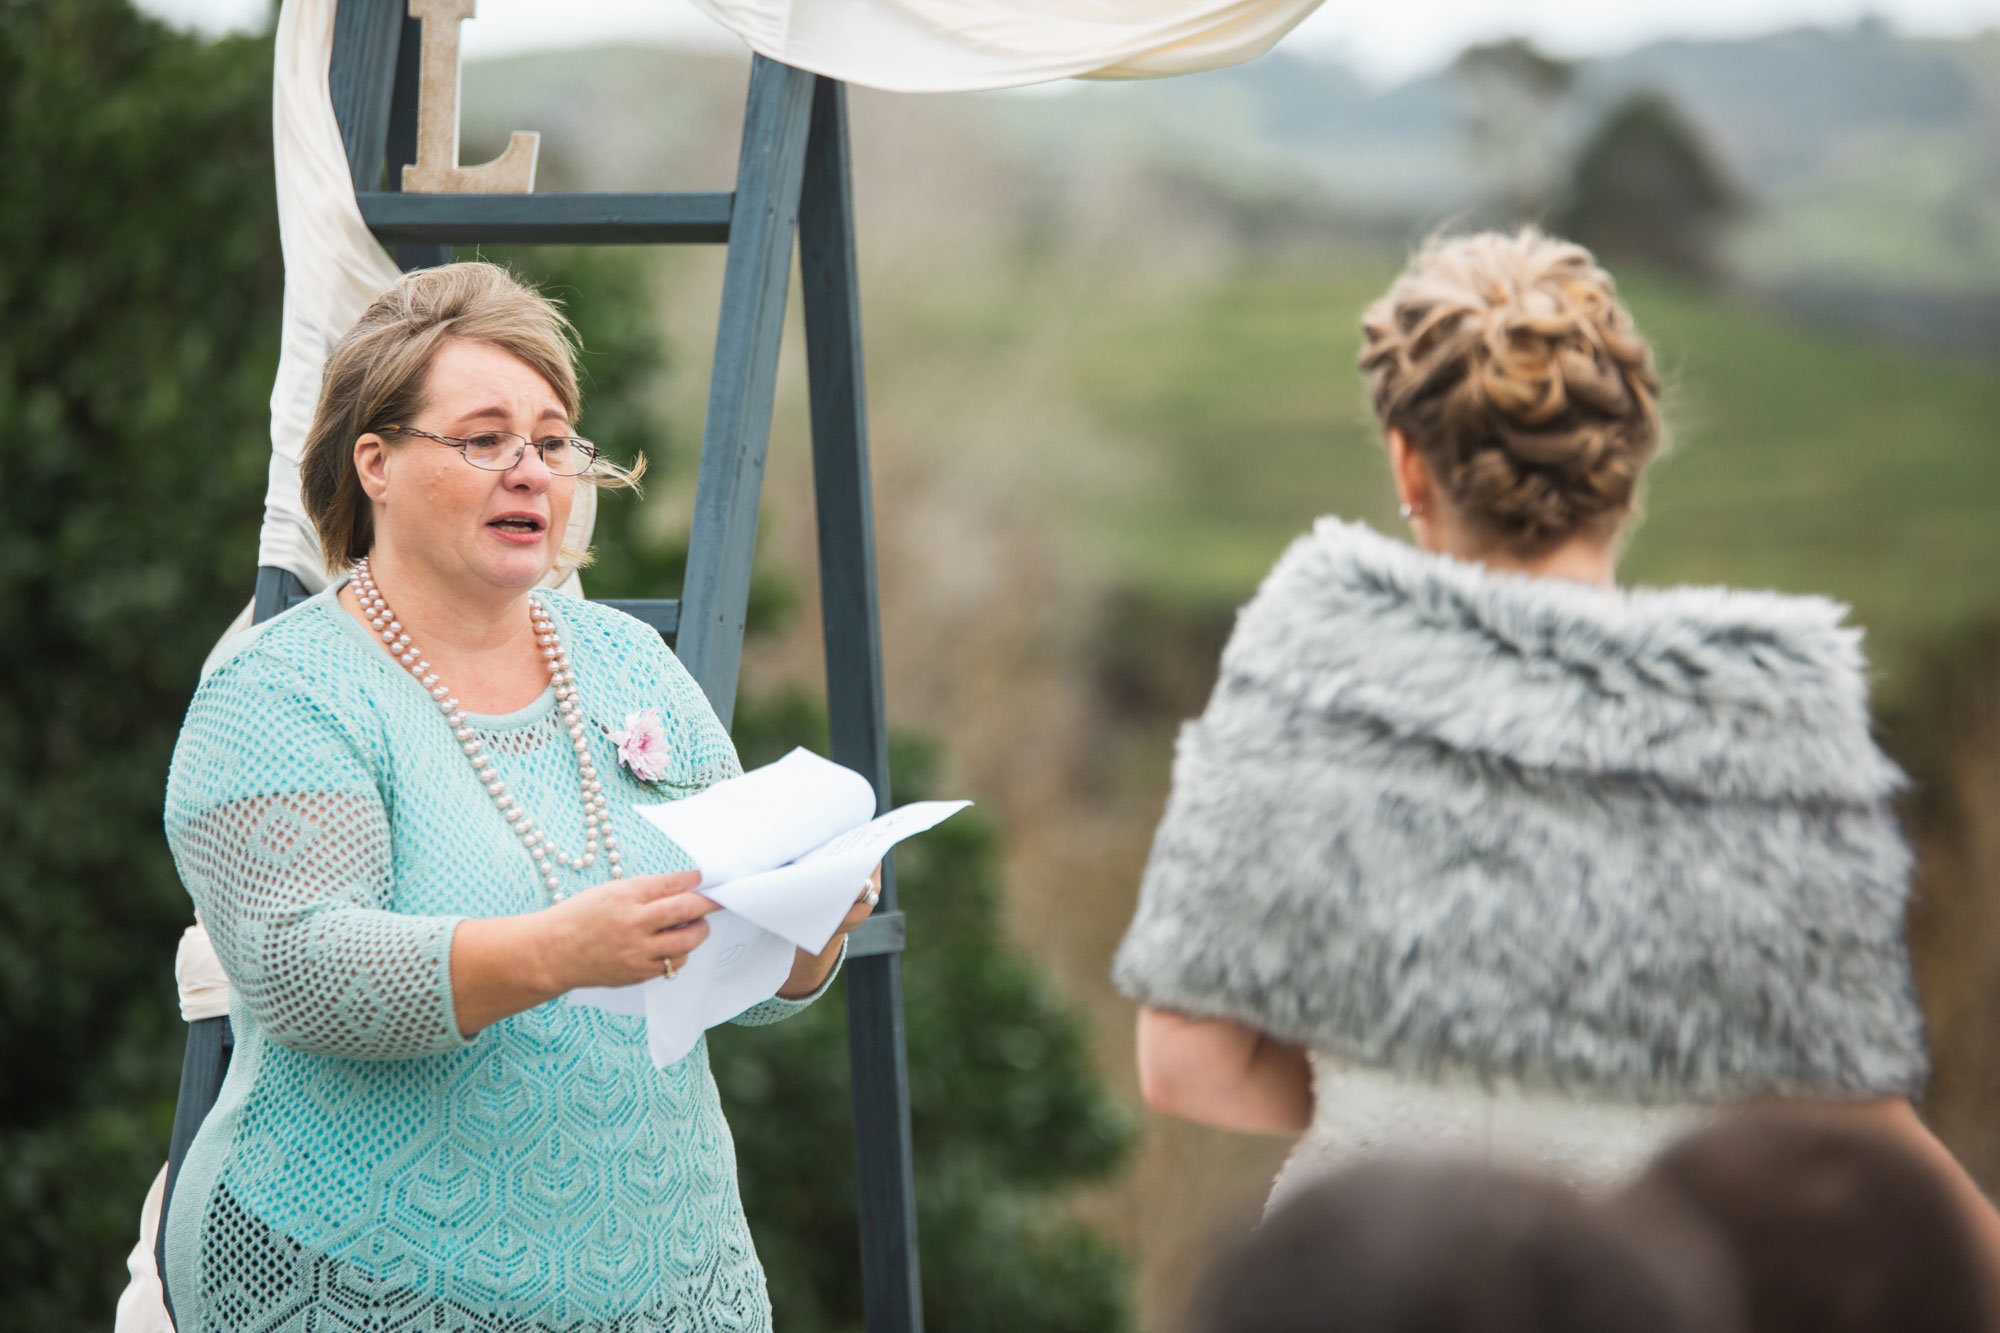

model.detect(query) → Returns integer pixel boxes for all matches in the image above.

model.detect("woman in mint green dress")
[162,262,874,1332]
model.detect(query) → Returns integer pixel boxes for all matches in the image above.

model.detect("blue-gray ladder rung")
[254,574,682,645]
[358,192,733,245]
[597,598,680,639]
[845,910,905,958]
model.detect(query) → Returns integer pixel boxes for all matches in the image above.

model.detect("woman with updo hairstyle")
[1359,228,1661,569]
[1112,230,2000,1248]
[158,262,877,1332]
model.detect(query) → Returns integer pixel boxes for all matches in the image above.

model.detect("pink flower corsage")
[610,708,671,782]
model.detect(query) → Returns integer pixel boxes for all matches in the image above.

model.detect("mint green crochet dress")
[162,584,838,1332]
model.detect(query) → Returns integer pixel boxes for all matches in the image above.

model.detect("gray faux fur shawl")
[1114,518,1928,1106]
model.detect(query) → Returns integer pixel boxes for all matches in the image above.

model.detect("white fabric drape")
[115,1167,173,1333]
[682,0,1327,92]
[175,925,232,1025]
[262,0,403,589]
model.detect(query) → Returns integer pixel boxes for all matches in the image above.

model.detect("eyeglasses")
[383,426,601,477]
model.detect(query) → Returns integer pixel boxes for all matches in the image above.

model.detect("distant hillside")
[464,20,2000,346]
[1594,20,1981,180]
[989,20,2000,295]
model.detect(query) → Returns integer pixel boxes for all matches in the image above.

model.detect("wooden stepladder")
[157,5,922,1330]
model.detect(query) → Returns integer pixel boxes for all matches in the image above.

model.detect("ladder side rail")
[153,1017,232,1327]
[799,76,925,1333]
[674,55,816,724]
[597,599,682,641]
[384,11,421,187]
[800,81,890,837]
[328,0,403,193]
[385,12,455,271]
[253,564,313,622]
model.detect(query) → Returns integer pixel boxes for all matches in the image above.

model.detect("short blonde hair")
[1359,229,1660,556]
[299,261,642,573]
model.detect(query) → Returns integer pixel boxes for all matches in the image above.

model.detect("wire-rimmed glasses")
[384,425,601,477]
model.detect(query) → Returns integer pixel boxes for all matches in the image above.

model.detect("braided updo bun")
[1359,229,1661,556]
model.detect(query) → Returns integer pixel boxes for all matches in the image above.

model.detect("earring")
[1399,502,1425,519]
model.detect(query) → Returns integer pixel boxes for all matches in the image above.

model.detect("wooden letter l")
[401,0,539,194]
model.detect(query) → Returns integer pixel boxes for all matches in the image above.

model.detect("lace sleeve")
[165,650,470,1060]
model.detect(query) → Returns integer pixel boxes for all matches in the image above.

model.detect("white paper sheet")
[571,911,798,1066]
[569,749,970,1066]
[700,800,969,952]
[637,747,879,887]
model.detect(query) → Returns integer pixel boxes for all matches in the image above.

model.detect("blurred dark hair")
[1192,1157,1739,1333]
[1622,1108,1996,1333]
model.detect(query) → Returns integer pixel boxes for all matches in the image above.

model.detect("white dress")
[1267,1054,1710,1210]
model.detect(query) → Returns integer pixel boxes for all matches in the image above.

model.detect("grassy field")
[1056,257,2000,702]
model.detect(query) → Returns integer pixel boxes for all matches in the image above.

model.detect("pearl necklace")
[350,558,622,900]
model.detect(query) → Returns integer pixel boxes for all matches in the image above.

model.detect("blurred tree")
[1451,38,1578,221]
[0,2,283,1325]
[1555,90,1744,280]
[0,3,1131,1326]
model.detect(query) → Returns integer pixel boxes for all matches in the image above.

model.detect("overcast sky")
[136,0,2000,83]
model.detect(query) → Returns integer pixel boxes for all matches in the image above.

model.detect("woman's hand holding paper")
[453,872,723,1036]
[541,872,725,988]
[778,864,881,999]
[572,750,970,1065]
